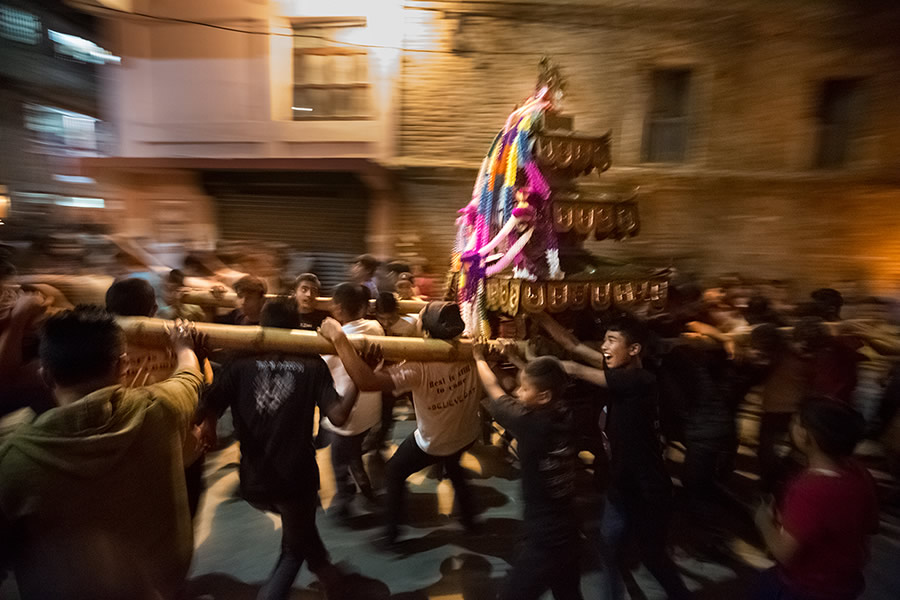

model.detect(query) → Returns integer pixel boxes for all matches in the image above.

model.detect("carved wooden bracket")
[553,200,640,240]
[485,276,668,315]
[535,130,612,178]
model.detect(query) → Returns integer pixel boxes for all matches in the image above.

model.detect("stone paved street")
[180,408,900,600]
[2,402,900,600]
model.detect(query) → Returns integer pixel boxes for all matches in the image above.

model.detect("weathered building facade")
[69,0,900,296]
[392,0,900,297]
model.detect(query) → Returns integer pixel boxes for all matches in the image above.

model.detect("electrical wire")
[67,0,621,56]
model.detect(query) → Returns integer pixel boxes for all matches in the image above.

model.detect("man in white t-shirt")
[371,292,420,450]
[319,301,481,544]
[374,292,418,338]
[320,283,385,519]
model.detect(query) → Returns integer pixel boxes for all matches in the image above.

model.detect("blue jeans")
[595,492,691,600]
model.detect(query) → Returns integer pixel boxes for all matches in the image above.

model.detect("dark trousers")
[254,494,329,600]
[755,568,830,600]
[373,392,398,450]
[384,433,476,540]
[595,492,691,600]
[329,429,372,508]
[682,437,730,523]
[758,412,795,496]
[500,537,583,600]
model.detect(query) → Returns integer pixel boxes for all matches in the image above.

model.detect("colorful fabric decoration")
[450,87,564,337]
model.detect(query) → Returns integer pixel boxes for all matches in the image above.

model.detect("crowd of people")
[0,250,898,600]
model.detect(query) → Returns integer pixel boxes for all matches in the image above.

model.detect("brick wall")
[390,1,900,298]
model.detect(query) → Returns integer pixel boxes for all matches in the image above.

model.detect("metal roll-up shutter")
[207,171,369,291]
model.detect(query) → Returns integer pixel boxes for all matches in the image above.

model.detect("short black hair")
[523,356,568,400]
[260,299,300,329]
[744,295,775,325]
[332,282,369,318]
[40,306,124,387]
[386,261,411,275]
[166,269,186,287]
[375,291,399,315]
[354,254,379,274]
[811,288,843,308]
[234,275,267,298]
[294,273,321,290]
[605,314,647,348]
[798,396,865,458]
[811,288,843,320]
[106,278,157,317]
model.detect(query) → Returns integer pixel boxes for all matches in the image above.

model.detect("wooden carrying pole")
[117,317,497,362]
[181,291,428,314]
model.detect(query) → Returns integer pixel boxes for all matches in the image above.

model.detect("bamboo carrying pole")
[116,317,501,362]
[181,291,428,314]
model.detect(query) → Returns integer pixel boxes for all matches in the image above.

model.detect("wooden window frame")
[292,27,372,121]
[641,68,692,164]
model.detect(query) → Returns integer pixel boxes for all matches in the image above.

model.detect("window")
[15,192,104,209]
[292,23,370,120]
[48,30,121,64]
[0,5,40,44]
[23,104,102,157]
[642,69,692,163]
[815,78,863,169]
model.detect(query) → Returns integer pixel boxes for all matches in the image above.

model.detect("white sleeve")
[387,361,424,394]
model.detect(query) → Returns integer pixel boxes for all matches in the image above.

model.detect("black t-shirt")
[605,367,671,497]
[297,309,329,331]
[488,395,578,544]
[203,353,339,502]
[215,309,257,326]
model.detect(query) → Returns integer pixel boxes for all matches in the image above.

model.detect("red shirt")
[810,336,864,404]
[778,462,878,599]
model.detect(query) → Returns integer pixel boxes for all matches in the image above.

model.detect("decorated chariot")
[448,59,668,338]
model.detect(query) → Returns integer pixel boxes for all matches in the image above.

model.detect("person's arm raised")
[840,321,900,356]
[473,340,507,403]
[500,340,529,371]
[169,319,202,374]
[319,317,395,393]
[561,360,608,388]
[687,320,736,359]
[531,311,606,368]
